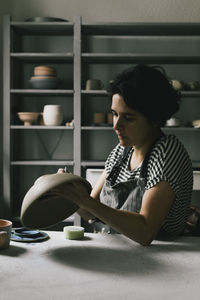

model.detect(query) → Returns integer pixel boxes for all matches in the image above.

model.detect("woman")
[60,65,193,245]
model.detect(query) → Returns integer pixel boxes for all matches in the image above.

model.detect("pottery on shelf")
[29,77,60,89]
[43,105,64,126]
[17,112,40,126]
[165,118,181,127]
[33,65,57,76]
[29,65,60,89]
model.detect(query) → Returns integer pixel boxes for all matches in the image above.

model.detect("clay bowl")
[17,112,40,126]
[20,173,92,229]
[29,77,60,89]
[34,66,57,76]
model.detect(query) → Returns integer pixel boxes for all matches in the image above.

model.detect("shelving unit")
[3,16,200,224]
[3,15,81,224]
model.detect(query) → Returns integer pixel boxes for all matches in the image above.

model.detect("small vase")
[43,105,63,126]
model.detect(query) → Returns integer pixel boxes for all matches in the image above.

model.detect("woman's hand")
[57,168,66,173]
[48,180,92,208]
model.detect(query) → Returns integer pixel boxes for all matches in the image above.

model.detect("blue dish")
[14,227,40,238]
[11,228,49,242]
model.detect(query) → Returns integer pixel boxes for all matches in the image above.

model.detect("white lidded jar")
[43,105,63,126]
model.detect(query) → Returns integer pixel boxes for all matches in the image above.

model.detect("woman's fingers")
[57,168,65,173]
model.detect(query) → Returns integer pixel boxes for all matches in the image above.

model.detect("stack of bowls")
[29,65,60,89]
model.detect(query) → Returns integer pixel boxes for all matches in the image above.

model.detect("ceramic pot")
[43,105,63,126]
[93,113,106,125]
[0,219,12,250]
[86,79,103,90]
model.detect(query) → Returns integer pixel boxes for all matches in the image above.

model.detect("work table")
[0,231,200,300]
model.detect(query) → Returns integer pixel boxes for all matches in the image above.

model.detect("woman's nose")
[113,117,123,130]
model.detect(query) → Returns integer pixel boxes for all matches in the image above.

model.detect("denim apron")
[94,146,149,233]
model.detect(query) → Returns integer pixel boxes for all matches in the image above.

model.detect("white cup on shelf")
[43,105,63,126]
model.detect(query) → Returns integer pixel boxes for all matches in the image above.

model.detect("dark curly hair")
[110,64,181,127]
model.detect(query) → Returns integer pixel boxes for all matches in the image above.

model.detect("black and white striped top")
[105,134,193,235]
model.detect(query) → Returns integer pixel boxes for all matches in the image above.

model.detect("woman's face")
[111,94,156,148]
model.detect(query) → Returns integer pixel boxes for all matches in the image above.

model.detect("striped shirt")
[105,134,193,236]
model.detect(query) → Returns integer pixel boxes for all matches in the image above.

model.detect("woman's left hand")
[49,181,92,208]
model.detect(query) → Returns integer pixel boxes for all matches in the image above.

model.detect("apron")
[94,133,164,234]
[94,146,148,233]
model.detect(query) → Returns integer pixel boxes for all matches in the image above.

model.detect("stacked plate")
[29,65,60,89]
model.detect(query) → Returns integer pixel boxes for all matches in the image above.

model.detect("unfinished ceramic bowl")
[17,112,40,126]
[20,173,92,229]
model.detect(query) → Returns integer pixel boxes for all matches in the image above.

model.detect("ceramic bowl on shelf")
[170,79,185,91]
[165,118,181,127]
[29,77,61,89]
[17,112,40,126]
[30,75,57,80]
[34,65,57,76]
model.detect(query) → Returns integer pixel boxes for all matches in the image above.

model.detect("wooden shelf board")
[82,22,200,36]
[82,53,200,64]
[11,52,74,62]
[181,91,200,97]
[11,125,74,130]
[81,161,105,167]
[81,90,109,96]
[11,160,74,166]
[11,21,74,35]
[163,127,200,131]
[81,126,113,130]
[11,89,74,95]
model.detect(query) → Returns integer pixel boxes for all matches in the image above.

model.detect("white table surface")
[0,231,200,300]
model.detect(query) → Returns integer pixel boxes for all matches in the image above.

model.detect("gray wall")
[7,0,200,22]
[1,0,200,214]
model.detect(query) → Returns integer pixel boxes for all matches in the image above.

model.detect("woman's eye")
[124,116,135,121]
[111,111,136,122]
